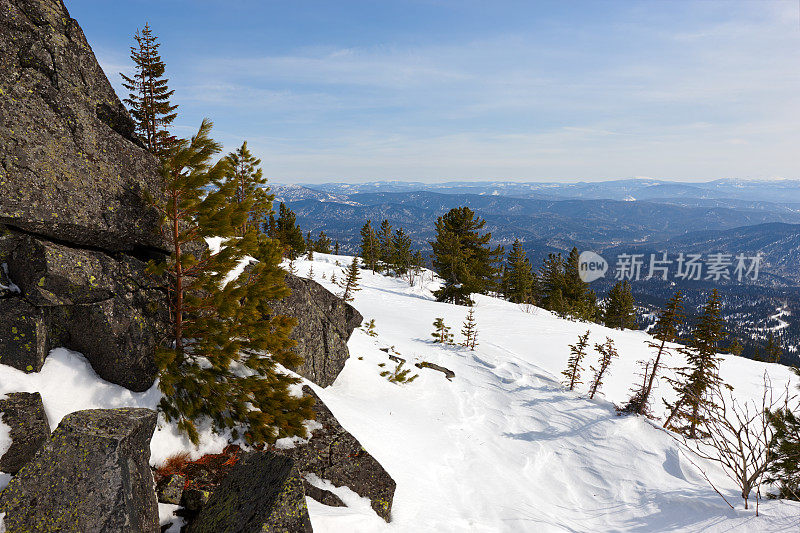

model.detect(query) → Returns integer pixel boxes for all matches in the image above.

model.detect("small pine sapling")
[380,360,419,384]
[460,307,479,350]
[588,338,618,399]
[362,319,378,337]
[308,264,315,280]
[562,330,591,391]
[338,257,362,301]
[432,318,453,344]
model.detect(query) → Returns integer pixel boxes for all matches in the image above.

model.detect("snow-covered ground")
[1,252,799,532]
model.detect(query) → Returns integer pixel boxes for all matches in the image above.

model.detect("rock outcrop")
[271,273,363,387]
[0,392,50,474]
[282,386,396,521]
[0,0,164,252]
[189,452,313,533]
[0,0,168,391]
[0,408,159,533]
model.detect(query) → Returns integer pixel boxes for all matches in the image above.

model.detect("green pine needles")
[149,119,313,445]
[562,330,591,391]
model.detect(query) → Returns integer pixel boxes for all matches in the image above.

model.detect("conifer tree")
[391,228,413,275]
[727,338,744,356]
[334,241,340,255]
[378,220,394,269]
[223,141,271,236]
[663,289,728,439]
[502,240,535,304]
[563,247,598,321]
[767,384,800,500]
[275,203,305,259]
[149,119,312,444]
[562,330,591,391]
[121,23,178,157]
[460,308,479,350]
[431,318,453,344]
[604,281,636,329]
[625,291,684,415]
[430,207,503,305]
[305,232,314,254]
[539,253,566,314]
[314,231,332,254]
[339,257,361,301]
[763,333,782,364]
[307,263,315,280]
[360,220,379,273]
[588,338,618,399]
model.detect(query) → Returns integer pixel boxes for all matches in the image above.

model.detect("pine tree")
[378,220,394,270]
[663,289,728,439]
[539,253,566,314]
[338,257,361,302]
[563,247,598,321]
[275,203,305,259]
[460,307,479,350]
[314,231,332,254]
[430,207,503,305]
[307,263,315,280]
[334,241,340,255]
[391,228,413,275]
[588,338,618,399]
[604,281,636,329]
[360,221,379,273]
[502,240,535,304]
[625,291,684,415]
[121,23,178,157]
[223,141,271,236]
[763,333,782,364]
[148,119,312,445]
[431,318,453,344]
[727,338,744,356]
[767,382,800,500]
[562,330,591,391]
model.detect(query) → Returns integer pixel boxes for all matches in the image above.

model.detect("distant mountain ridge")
[290,178,800,205]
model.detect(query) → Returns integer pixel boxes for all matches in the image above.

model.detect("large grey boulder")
[282,386,396,521]
[0,0,165,252]
[0,232,165,390]
[0,392,50,474]
[0,408,159,533]
[270,273,362,387]
[189,452,312,533]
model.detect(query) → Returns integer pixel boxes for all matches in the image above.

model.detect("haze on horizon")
[70,0,800,184]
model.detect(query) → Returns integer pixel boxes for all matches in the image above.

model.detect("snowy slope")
[1,253,799,532]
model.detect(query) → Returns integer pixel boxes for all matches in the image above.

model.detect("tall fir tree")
[360,220,379,273]
[763,333,782,364]
[378,219,394,270]
[502,240,535,304]
[538,253,566,314]
[562,330,591,391]
[604,280,636,329]
[391,228,413,275]
[624,291,684,415]
[430,207,503,305]
[121,23,178,157]
[275,203,305,259]
[563,247,598,321]
[223,141,271,236]
[148,119,312,444]
[766,377,800,500]
[314,231,332,254]
[663,289,728,439]
[460,307,479,350]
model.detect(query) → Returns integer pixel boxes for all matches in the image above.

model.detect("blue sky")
[68,0,799,183]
